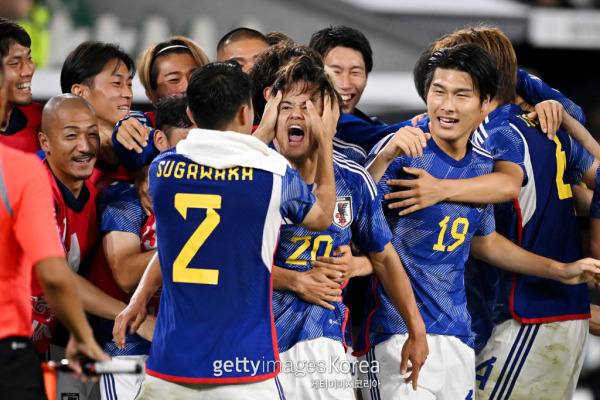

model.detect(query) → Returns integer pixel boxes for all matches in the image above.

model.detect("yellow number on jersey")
[286,235,334,265]
[433,216,470,252]
[554,136,573,200]
[173,193,221,284]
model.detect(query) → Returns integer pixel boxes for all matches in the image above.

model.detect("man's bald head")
[41,94,95,135]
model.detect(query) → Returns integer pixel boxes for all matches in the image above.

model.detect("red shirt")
[0,145,65,340]
[0,103,43,153]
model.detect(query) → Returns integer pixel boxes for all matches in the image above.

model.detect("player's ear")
[186,107,196,126]
[154,129,168,153]
[38,131,50,153]
[263,86,272,102]
[71,84,88,99]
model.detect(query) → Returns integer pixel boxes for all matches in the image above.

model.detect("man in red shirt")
[0,17,43,153]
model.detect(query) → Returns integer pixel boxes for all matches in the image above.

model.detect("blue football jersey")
[356,132,495,354]
[273,152,392,353]
[95,181,152,356]
[469,103,593,327]
[146,148,315,383]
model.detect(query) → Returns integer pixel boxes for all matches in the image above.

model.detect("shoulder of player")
[332,137,367,158]
[97,180,136,206]
[333,152,378,200]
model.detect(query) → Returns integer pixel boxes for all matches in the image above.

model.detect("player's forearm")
[129,253,163,307]
[366,150,396,183]
[470,232,560,280]
[34,257,94,342]
[112,249,157,294]
[74,274,128,320]
[562,112,600,161]
[590,305,600,336]
[371,244,426,336]
[349,253,374,277]
[272,265,299,292]
[444,170,520,204]
[311,140,335,230]
[590,218,600,259]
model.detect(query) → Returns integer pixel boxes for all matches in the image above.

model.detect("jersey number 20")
[173,193,221,285]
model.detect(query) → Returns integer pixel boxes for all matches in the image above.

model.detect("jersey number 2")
[173,193,221,285]
[554,136,572,200]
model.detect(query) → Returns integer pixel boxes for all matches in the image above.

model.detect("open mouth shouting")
[288,124,305,146]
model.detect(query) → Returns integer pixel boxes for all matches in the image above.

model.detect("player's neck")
[291,151,319,184]
[431,133,469,161]
[1,104,14,131]
[48,163,85,198]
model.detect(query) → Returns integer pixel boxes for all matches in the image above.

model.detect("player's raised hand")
[115,117,152,153]
[113,297,149,350]
[306,98,332,145]
[383,127,431,160]
[253,90,282,144]
[527,100,563,140]
[557,257,600,285]
[400,332,429,391]
[321,93,340,140]
[295,268,342,310]
[384,167,444,216]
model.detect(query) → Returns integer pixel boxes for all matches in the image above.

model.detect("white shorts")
[136,374,285,400]
[100,355,147,400]
[358,334,475,400]
[475,318,588,399]
[51,344,100,400]
[278,337,355,400]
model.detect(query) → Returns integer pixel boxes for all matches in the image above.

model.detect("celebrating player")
[360,44,600,400]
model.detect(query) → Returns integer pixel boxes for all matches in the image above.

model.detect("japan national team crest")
[333,196,353,229]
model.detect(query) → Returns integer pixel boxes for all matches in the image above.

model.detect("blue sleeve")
[516,69,585,125]
[559,130,595,185]
[280,166,316,224]
[474,204,496,237]
[112,111,160,171]
[348,166,393,254]
[591,167,600,219]
[482,123,528,185]
[336,113,413,154]
[98,181,146,234]
[363,132,396,172]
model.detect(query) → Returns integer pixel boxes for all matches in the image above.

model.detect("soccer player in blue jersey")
[115,61,336,400]
[89,97,193,400]
[265,51,427,399]
[362,44,600,400]
[388,27,600,399]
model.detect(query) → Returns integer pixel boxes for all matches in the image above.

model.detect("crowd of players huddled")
[3,15,600,400]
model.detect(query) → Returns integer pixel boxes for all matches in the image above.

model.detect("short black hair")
[217,27,268,53]
[421,44,499,105]
[186,61,251,130]
[155,96,193,139]
[309,25,373,74]
[60,41,135,93]
[250,43,320,116]
[413,42,435,103]
[0,17,31,58]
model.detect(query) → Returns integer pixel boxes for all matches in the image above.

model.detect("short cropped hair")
[137,36,209,95]
[186,61,251,130]
[216,27,268,53]
[250,43,330,116]
[60,41,135,93]
[155,96,194,138]
[0,17,31,58]
[309,25,373,74]
[422,44,499,105]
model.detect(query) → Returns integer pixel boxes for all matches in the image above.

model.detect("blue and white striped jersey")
[356,131,495,354]
[274,152,392,352]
